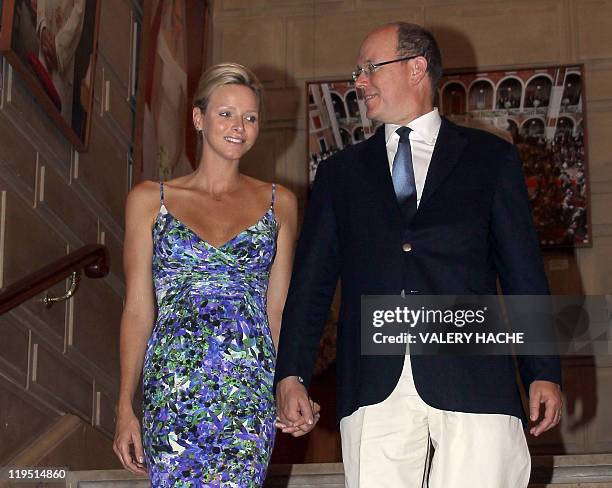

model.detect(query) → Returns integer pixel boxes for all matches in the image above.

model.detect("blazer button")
[402,243,412,252]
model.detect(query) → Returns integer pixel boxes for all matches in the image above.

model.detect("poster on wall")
[0,0,100,151]
[306,65,590,249]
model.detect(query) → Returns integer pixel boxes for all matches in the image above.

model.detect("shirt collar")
[385,108,442,146]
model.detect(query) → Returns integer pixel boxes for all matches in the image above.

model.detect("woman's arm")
[113,182,158,475]
[266,185,298,350]
[267,185,322,436]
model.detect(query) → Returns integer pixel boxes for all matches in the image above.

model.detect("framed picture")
[439,64,590,248]
[306,80,380,187]
[0,0,101,151]
[306,64,590,249]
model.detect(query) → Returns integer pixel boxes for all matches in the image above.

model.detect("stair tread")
[66,456,612,487]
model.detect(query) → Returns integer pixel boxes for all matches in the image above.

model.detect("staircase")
[63,455,612,487]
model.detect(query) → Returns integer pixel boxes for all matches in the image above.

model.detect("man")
[275,22,562,487]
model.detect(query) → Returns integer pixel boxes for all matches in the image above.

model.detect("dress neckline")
[158,205,275,251]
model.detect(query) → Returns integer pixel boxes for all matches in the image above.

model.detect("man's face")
[355,26,413,124]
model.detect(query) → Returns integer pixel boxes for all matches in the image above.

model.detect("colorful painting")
[306,80,379,187]
[0,0,100,150]
[439,65,590,248]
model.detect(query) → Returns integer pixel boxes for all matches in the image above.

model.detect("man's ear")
[411,57,429,84]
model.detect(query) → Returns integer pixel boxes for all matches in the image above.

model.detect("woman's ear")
[192,107,203,131]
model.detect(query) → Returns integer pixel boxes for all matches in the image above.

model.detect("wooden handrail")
[0,244,109,315]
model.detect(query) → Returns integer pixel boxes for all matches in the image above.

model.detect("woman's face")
[197,84,260,164]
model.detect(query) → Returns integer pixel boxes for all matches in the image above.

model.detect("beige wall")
[0,0,139,468]
[209,0,612,457]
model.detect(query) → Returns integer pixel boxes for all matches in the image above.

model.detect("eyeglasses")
[352,54,423,82]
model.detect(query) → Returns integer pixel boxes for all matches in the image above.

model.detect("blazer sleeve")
[273,158,341,389]
[490,144,562,388]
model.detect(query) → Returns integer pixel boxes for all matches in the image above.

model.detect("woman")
[114,63,306,486]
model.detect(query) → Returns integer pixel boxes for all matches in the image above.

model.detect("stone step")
[65,454,612,487]
[530,453,612,487]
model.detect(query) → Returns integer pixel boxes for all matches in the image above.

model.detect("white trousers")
[340,356,531,488]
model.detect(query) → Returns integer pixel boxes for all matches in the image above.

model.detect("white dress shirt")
[385,108,442,207]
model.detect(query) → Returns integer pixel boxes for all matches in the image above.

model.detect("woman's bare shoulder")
[125,180,162,216]
[272,184,297,225]
[157,174,192,190]
[241,176,295,200]
[273,184,297,208]
[240,174,271,190]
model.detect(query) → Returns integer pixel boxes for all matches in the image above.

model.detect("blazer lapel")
[419,118,468,210]
[362,126,404,228]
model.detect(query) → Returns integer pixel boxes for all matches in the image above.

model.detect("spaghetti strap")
[270,183,276,209]
[160,181,165,206]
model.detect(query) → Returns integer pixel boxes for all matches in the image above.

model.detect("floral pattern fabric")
[142,183,278,487]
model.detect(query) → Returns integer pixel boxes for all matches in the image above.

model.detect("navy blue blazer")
[274,117,561,424]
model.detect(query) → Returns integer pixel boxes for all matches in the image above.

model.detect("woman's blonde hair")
[192,62,264,114]
[192,63,264,163]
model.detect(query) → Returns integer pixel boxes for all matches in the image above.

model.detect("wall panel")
[215,18,287,87]
[576,236,612,294]
[2,191,66,286]
[36,422,122,470]
[33,339,93,419]
[576,0,612,61]
[314,10,423,77]
[78,114,129,223]
[96,59,134,142]
[41,165,99,244]
[0,377,56,464]
[0,316,30,385]
[4,65,71,165]
[425,2,563,68]
[98,222,124,280]
[276,128,308,197]
[0,115,38,199]
[286,17,316,81]
[98,0,133,86]
[264,88,301,122]
[71,278,123,379]
[587,366,612,452]
[240,129,287,183]
[219,0,265,11]
[585,111,612,168]
[95,389,117,435]
[585,65,612,102]
[22,285,68,343]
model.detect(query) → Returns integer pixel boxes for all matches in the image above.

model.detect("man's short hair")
[393,22,443,90]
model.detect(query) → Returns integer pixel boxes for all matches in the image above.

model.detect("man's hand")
[529,380,563,437]
[275,376,320,437]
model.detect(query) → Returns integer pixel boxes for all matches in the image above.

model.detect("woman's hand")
[275,388,322,438]
[113,408,148,475]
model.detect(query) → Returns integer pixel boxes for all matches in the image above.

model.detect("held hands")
[275,376,321,437]
[113,407,148,475]
[529,380,563,437]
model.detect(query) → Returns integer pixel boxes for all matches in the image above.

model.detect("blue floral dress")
[142,182,278,487]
